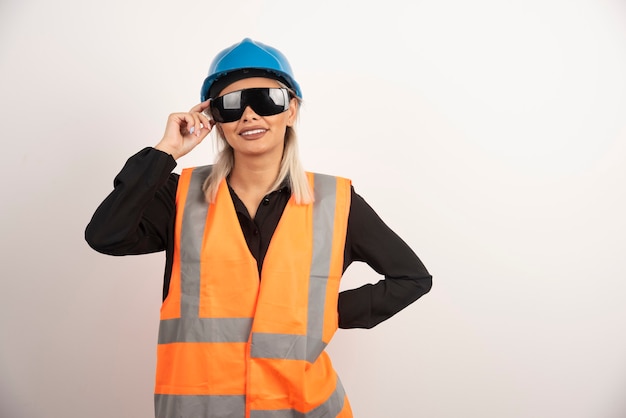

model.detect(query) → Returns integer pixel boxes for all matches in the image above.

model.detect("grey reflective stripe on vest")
[250,376,346,418]
[155,394,245,418]
[250,173,337,363]
[306,173,337,361]
[180,165,212,318]
[156,379,344,418]
[159,317,252,343]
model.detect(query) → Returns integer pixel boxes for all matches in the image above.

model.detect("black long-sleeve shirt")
[85,147,432,329]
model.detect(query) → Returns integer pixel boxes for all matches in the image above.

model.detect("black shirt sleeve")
[337,189,433,329]
[85,147,178,255]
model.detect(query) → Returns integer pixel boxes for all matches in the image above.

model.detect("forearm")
[338,274,432,329]
[85,147,177,255]
[338,188,432,329]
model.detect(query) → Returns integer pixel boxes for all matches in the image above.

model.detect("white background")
[2,0,626,417]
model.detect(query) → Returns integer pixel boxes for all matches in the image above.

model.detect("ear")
[287,98,298,127]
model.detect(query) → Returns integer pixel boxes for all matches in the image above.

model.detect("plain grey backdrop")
[2,0,626,417]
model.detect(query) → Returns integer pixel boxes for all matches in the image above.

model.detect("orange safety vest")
[154,166,353,418]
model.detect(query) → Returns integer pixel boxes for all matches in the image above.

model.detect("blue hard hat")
[200,38,302,101]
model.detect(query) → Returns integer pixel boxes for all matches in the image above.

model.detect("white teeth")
[241,129,266,136]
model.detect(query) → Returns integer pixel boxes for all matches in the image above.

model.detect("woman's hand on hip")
[155,101,215,160]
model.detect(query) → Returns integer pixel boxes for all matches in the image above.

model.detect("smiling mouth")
[241,129,267,136]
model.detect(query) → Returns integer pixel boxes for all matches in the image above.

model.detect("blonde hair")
[202,93,313,205]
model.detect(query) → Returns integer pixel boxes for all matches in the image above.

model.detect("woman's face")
[216,77,298,161]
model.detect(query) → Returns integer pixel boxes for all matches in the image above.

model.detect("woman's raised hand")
[155,101,216,160]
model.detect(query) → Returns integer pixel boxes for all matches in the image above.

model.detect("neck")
[228,152,282,196]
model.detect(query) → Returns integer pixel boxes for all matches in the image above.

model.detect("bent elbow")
[84,222,121,255]
[421,274,433,296]
[85,223,107,253]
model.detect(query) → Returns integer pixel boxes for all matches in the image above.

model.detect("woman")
[86,38,432,418]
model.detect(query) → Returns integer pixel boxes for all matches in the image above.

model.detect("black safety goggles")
[208,87,292,123]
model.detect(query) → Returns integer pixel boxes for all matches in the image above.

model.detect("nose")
[241,106,260,122]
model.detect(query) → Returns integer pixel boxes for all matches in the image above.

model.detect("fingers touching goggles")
[208,88,292,123]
